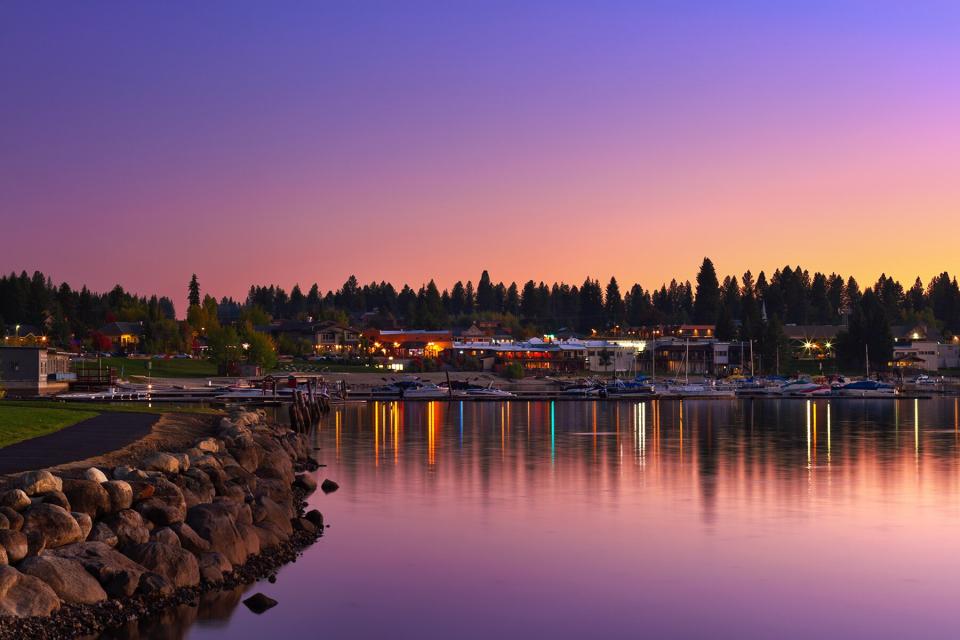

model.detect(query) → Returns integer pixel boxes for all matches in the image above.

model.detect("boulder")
[127,542,199,588]
[50,542,146,598]
[89,522,119,547]
[137,572,173,596]
[151,527,181,547]
[236,523,261,557]
[35,490,71,511]
[142,452,181,474]
[0,507,23,531]
[256,451,295,486]
[170,468,215,508]
[195,437,222,454]
[22,503,84,549]
[253,521,286,550]
[0,490,31,512]
[172,453,190,472]
[73,512,93,540]
[0,566,60,617]
[294,473,318,493]
[25,530,45,557]
[112,466,148,482]
[185,502,247,566]
[305,509,324,528]
[61,478,111,518]
[83,467,109,483]
[197,551,231,583]
[0,513,7,531]
[320,479,340,494]
[293,518,317,535]
[0,546,6,567]
[18,555,108,604]
[243,592,277,614]
[169,522,210,555]
[251,496,293,536]
[135,478,187,526]
[16,470,62,496]
[0,530,28,563]
[102,480,134,513]
[128,481,156,502]
[102,509,150,550]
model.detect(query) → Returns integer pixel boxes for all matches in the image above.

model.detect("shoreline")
[0,409,328,639]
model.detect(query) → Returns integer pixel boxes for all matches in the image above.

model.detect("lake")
[115,397,960,639]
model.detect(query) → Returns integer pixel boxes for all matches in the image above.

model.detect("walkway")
[0,412,159,475]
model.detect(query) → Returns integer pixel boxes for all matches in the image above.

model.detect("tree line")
[2,261,959,370]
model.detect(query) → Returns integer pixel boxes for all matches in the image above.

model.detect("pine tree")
[188,274,200,308]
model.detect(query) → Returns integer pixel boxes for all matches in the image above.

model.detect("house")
[256,320,362,355]
[3,324,47,347]
[97,322,145,352]
[455,322,514,346]
[0,347,74,396]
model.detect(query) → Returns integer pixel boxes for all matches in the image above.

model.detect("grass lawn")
[0,404,99,448]
[86,357,218,379]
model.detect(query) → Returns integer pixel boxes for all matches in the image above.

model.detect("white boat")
[463,385,515,398]
[776,379,830,396]
[834,380,897,397]
[662,383,735,397]
[401,382,449,399]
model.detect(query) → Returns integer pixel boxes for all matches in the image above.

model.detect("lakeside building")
[97,321,144,352]
[3,324,48,347]
[256,320,362,355]
[0,346,74,396]
[892,340,960,371]
[449,338,641,374]
[620,324,716,340]
[364,329,453,359]
[454,321,515,345]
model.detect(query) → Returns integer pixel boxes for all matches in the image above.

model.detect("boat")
[659,340,734,397]
[834,380,897,397]
[400,382,449,399]
[603,377,655,397]
[776,379,831,396]
[462,384,516,398]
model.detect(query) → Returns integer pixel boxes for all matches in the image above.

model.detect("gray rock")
[22,503,84,549]
[61,478,110,518]
[83,467,109,483]
[35,490,71,511]
[0,489,31,511]
[236,522,261,557]
[293,518,317,535]
[142,452,181,474]
[137,571,173,596]
[49,541,146,598]
[135,477,187,525]
[0,566,60,617]
[25,530,45,557]
[169,522,210,555]
[88,522,119,547]
[102,480,134,513]
[128,541,200,588]
[73,511,93,540]
[0,546,7,566]
[151,527,181,547]
[243,592,277,614]
[18,555,108,604]
[113,466,148,482]
[185,502,248,566]
[195,437,222,453]
[0,507,23,530]
[294,473,318,493]
[102,509,150,550]
[0,530,28,563]
[197,551,231,583]
[16,470,62,496]
[320,479,340,494]
[305,509,324,528]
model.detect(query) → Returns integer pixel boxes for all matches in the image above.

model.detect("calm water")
[123,398,960,639]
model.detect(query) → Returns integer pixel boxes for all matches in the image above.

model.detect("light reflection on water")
[133,398,960,639]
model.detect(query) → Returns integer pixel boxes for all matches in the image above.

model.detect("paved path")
[0,412,159,475]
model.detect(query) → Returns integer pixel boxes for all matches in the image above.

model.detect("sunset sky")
[2,1,958,309]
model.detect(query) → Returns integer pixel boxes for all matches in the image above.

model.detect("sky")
[1,1,958,310]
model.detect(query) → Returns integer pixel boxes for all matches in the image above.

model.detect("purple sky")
[2,1,958,310]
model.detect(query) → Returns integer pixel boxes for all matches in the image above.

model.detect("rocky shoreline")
[0,409,328,639]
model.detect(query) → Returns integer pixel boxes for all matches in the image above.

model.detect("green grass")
[82,357,218,379]
[0,400,220,417]
[0,404,99,448]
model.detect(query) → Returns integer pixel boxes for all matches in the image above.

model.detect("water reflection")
[106,398,960,639]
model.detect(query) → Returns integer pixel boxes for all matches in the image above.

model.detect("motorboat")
[776,379,830,396]
[603,377,655,397]
[401,382,449,399]
[462,384,516,398]
[661,382,735,397]
[834,380,897,397]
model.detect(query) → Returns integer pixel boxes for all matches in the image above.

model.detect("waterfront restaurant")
[364,329,454,359]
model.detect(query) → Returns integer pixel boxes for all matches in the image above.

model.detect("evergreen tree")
[188,274,200,308]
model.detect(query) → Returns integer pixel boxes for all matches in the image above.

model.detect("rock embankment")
[0,409,324,637]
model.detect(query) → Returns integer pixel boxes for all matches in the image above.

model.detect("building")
[365,329,453,359]
[0,347,74,396]
[449,338,640,374]
[623,325,716,340]
[97,322,145,352]
[256,320,362,355]
[455,322,515,346]
[3,324,48,347]
[892,340,960,371]
[782,325,841,361]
